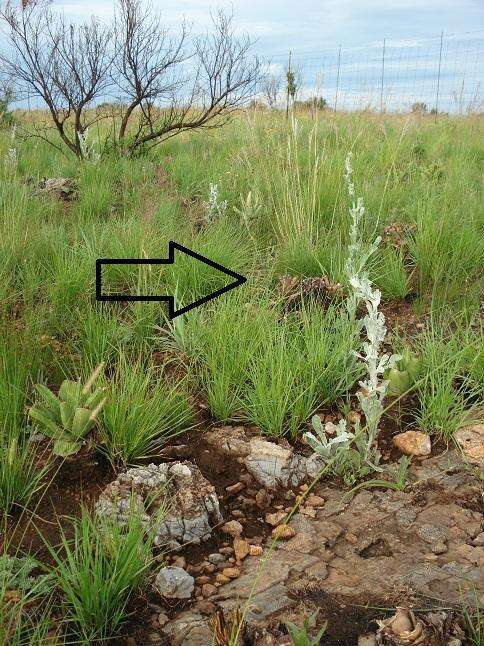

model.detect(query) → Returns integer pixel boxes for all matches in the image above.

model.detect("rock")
[265,511,287,526]
[201,583,217,597]
[195,575,211,585]
[255,489,273,509]
[249,545,263,556]
[158,612,169,627]
[226,482,245,494]
[208,553,225,564]
[154,567,194,599]
[300,507,317,518]
[95,462,222,551]
[393,431,431,456]
[455,424,484,468]
[472,532,484,546]
[197,600,216,615]
[358,635,377,646]
[306,494,325,507]
[346,532,358,544]
[219,547,234,555]
[233,537,250,561]
[221,520,243,537]
[222,567,240,579]
[36,177,76,199]
[172,556,187,569]
[216,573,231,584]
[271,524,296,540]
[416,523,447,544]
[431,541,448,555]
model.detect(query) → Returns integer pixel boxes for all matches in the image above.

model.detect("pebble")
[201,583,217,597]
[346,532,358,544]
[171,556,186,568]
[393,430,431,456]
[265,511,287,526]
[195,575,211,585]
[158,613,169,627]
[472,532,484,546]
[255,489,273,508]
[222,520,243,537]
[299,484,309,492]
[219,547,234,555]
[431,541,448,555]
[216,573,231,584]
[208,553,226,564]
[271,524,296,540]
[306,494,325,507]
[226,482,245,494]
[222,567,241,579]
[197,600,216,615]
[233,537,250,561]
[249,545,263,556]
[300,507,317,517]
[231,509,245,518]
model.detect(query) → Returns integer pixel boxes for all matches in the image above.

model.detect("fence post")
[380,38,386,113]
[435,31,444,119]
[334,44,341,112]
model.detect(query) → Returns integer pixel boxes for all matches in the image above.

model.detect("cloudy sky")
[11,1,484,111]
[54,0,483,52]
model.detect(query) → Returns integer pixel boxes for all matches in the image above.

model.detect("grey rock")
[154,567,194,599]
[95,461,223,550]
[416,523,447,544]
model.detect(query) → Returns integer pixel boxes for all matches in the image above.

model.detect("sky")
[8,1,484,112]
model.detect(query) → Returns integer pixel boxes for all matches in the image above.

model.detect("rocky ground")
[93,424,484,645]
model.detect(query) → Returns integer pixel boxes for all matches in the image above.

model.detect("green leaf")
[387,368,411,396]
[60,401,74,428]
[72,408,93,438]
[35,384,61,415]
[83,387,107,410]
[59,380,81,406]
[28,406,64,438]
[53,438,82,457]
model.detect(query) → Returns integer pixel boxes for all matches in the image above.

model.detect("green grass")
[100,354,194,466]
[45,509,155,643]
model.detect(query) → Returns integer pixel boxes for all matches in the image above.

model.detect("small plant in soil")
[285,612,327,646]
[28,363,107,457]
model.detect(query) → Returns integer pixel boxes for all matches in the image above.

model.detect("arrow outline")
[95,241,247,319]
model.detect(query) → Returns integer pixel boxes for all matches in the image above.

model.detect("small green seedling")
[29,363,107,457]
[286,612,327,646]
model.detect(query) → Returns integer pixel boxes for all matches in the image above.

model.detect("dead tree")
[0,0,111,157]
[262,75,280,109]
[113,2,261,155]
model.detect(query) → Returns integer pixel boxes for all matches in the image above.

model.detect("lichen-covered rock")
[455,424,484,468]
[154,566,194,599]
[95,461,222,550]
[393,431,431,456]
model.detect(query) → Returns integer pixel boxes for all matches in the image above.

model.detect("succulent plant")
[28,363,107,457]
[386,349,422,397]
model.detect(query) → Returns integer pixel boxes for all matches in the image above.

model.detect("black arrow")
[95,241,247,319]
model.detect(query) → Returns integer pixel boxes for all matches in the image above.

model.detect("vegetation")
[0,82,482,641]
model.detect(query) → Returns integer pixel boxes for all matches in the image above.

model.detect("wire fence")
[10,30,484,116]
[264,30,483,114]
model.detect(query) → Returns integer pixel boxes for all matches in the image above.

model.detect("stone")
[255,489,273,509]
[455,424,484,468]
[216,573,231,584]
[221,520,243,537]
[208,553,225,564]
[358,635,377,646]
[158,612,169,627]
[346,532,358,544]
[222,567,240,579]
[306,494,325,507]
[226,482,245,494]
[218,547,234,555]
[265,511,287,526]
[233,537,250,561]
[154,567,194,599]
[271,524,296,540]
[393,431,431,456]
[195,576,211,585]
[431,541,448,555]
[95,462,222,551]
[249,545,263,556]
[197,600,216,615]
[416,523,447,544]
[171,556,187,569]
[472,532,484,547]
[201,583,217,597]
